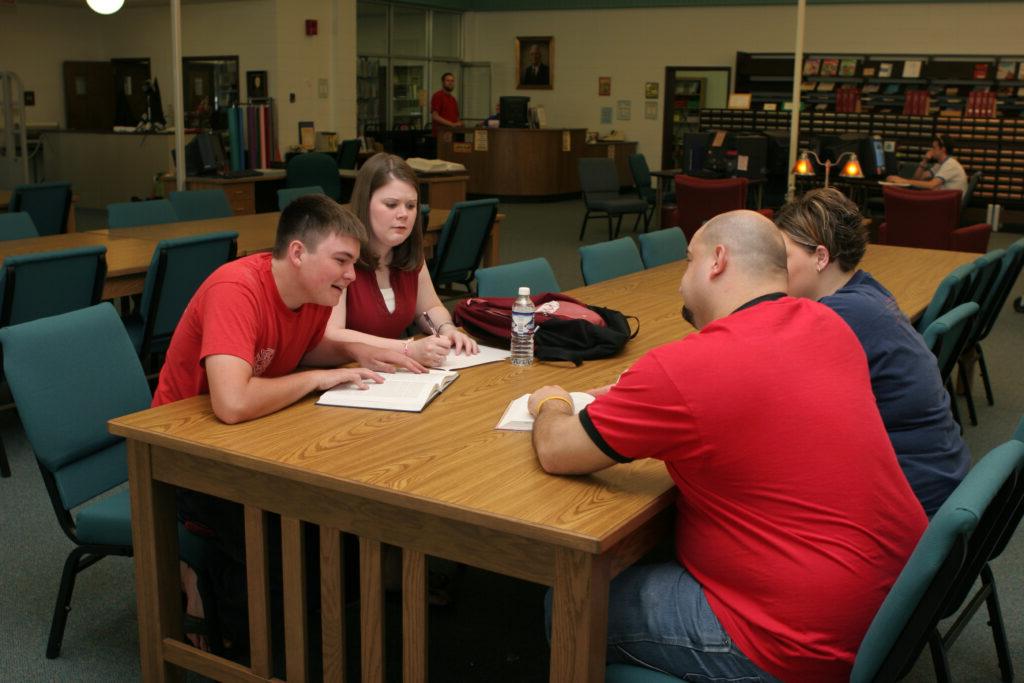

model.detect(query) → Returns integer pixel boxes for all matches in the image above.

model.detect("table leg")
[402,549,428,682]
[320,527,347,683]
[282,516,309,682]
[245,507,274,678]
[126,440,183,683]
[484,222,500,267]
[549,548,610,683]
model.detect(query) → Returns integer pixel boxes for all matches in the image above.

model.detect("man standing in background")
[431,72,461,139]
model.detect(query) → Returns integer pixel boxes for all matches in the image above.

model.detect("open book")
[406,157,467,174]
[317,369,458,412]
[496,392,596,432]
[436,344,511,370]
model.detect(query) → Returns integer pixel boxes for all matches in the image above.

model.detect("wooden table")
[108,244,975,683]
[0,208,503,301]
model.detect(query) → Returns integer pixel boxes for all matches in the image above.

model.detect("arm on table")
[529,385,617,475]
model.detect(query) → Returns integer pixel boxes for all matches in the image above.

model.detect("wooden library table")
[0,206,502,301]
[109,243,974,683]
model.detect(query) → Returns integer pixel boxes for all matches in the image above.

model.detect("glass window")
[357,2,388,56]
[391,6,427,58]
[431,12,460,60]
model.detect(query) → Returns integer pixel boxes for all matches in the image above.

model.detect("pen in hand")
[422,311,441,337]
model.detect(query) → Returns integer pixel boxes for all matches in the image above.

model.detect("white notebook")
[317,369,458,412]
[495,392,596,431]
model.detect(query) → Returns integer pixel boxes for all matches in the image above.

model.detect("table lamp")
[793,150,863,188]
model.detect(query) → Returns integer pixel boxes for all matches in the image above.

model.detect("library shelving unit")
[698,108,1024,207]
[357,57,387,135]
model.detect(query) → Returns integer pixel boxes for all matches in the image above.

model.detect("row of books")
[804,58,1024,81]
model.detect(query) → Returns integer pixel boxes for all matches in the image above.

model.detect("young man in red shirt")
[529,210,926,682]
[430,72,461,139]
[155,194,424,651]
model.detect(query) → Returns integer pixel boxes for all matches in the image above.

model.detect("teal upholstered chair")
[923,302,980,427]
[10,181,72,235]
[0,211,40,241]
[337,138,361,170]
[579,237,644,285]
[0,244,108,478]
[637,227,687,269]
[915,261,975,334]
[475,257,560,297]
[605,664,681,682]
[961,240,1024,416]
[629,153,675,224]
[0,303,152,657]
[107,199,178,228]
[579,158,649,241]
[429,198,499,293]
[123,231,238,360]
[168,189,234,221]
[955,250,1004,425]
[852,439,1024,682]
[286,152,341,201]
[277,185,325,211]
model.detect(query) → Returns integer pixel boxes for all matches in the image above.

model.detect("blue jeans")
[546,562,781,682]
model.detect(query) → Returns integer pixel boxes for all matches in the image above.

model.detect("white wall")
[463,2,1024,168]
[0,0,357,151]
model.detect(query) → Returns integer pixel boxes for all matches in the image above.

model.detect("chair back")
[915,261,975,334]
[638,227,687,268]
[277,185,325,211]
[673,175,749,241]
[962,171,982,211]
[579,237,644,285]
[0,212,40,241]
[0,245,107,327]
[851,440,1024,682]
[881,187,961,250]
[628,153,655,204]
[579,158,621,204]
[962,249,1005,342]
[337,139,361,170]
[922,302,980,385]
[475,257,560,297]
[168,189,233,221]
[974,239,1024,344]
[137,231,238,357]
[429,198,498,288]
[107,199,178,229]
[10,181,72,235]
[0,303,151,512]
[287,152,341,201]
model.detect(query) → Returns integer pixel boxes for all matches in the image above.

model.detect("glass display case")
[357,57,386,135]
[391,61,427,129]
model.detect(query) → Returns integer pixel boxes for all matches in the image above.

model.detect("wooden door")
[63,61,114,130]
[112,59,152,126]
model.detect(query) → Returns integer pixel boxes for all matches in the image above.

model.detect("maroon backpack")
[453,293,638,366]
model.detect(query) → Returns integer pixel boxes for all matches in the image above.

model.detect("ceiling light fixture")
[86,0,125,15]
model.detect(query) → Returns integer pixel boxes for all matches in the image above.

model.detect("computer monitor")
[681,132,712,172]
[859,137,886,177]
[176,132,226,176]
[499,96,530,128]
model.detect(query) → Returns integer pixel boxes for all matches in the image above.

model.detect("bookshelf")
[737,52,1024,118]
[357,57,387,135]
[698,108,1024,207]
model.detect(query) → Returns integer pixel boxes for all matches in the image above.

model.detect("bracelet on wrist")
[531,395,574,417]
[402,339,412,356]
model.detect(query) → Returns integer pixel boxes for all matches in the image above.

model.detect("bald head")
[696,210,788,282]
[680,210,789,329]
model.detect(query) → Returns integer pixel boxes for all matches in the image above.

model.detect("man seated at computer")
[886,132,967,194]
[527,210,926,681]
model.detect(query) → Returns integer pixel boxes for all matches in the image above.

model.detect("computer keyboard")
[218,169,264,179]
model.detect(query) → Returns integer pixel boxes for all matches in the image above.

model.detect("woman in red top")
[327,153,477,367]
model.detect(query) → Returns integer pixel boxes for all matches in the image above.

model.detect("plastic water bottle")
[511,286,535,366]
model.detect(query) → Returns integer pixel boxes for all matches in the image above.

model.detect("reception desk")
[438,128,587,198]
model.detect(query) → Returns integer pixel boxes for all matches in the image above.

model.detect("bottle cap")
[518,286,531,296]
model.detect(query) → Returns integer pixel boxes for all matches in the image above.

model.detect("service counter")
[438,128,588,198]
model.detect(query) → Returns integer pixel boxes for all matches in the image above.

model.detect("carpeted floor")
[1,202,1021,681]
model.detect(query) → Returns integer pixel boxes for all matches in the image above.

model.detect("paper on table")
[879,180,912,187]
[317,369,458,412]
[436,344,511,370]
[496,392,596,432]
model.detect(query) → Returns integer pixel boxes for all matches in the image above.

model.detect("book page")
[496,392,596,432]
[317,369,457,412]
[437,344,511,370]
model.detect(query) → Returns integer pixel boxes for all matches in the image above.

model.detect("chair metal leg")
[579,210,592,241]
[959,362,979,426]
[977,344,994,406]
[0,440,10,478]
[928,629,954,683]
[981,564,1015,682]
[47,547,87,658]
[613,215,622,240]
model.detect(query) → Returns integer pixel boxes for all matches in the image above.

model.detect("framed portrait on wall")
[516,36,553,89]
[247,70,268,101]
